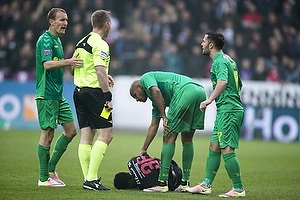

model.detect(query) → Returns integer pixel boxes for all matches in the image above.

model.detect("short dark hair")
[47,8,66,24]
[114,172,132,189]
[206,31,225,50]
[91,10,111,29]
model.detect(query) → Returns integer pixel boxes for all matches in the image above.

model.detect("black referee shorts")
[73,86,113,129]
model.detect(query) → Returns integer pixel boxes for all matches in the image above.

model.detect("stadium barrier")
[0,76,299,143]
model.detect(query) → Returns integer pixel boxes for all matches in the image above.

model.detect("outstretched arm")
[149,86,169,133]
[200,80,227,111]
[44,53,82,70]
[140,118,160,156]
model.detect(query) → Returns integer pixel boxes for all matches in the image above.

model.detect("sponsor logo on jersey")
[100,50,108,59]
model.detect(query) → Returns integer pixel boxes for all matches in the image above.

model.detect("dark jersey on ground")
[128,155,181,190]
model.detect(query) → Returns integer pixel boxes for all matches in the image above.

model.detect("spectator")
[252,31,268,57]
[266,56,281,82]
[161,2,178,26]
[175,8,196,36]
[234,33,247,59]
[129,47,149,76]
[282,25,297,57]
[69,23,84,45]
[279,1,296,27]
[240,58,253,80]
[261,11,279,42]
[253,57,267,81]
[215,0,237,23]
[119,31,139,75]
[255,0,281,21]
[6,28,18,64]
[140,33,155,53]
[0,34,10,79]
[163,43,184,74]
[267,65,280,82]
[131,0,149,40]
[291,31,300,59]
[143,7,170,50]
[185,45,206,78]
[223,19,235,48]
[148,50,164,72]
[246,41,260,65]
[266,37,284,60]
[282,55,299,83]
[197,1,216,29]
[241,2,262,31]
[176,26,192,59]
[0,3,13,32]
[0,0,299,84]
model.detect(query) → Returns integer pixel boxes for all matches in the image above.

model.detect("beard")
[202,45,210,56]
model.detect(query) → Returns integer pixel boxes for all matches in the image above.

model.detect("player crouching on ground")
[114,155,182,192]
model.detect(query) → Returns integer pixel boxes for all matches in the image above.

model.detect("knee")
[107,134,113,144]
[209,142,220,151]
[65,128,77,139]
[100,132,113,145]
[181,137,193,144]
[70,129,77,138]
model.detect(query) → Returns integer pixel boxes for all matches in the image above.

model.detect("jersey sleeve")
[140,73,158,90]
[92,41,109,67]
[38,36,53,63]
[215,61,229,82]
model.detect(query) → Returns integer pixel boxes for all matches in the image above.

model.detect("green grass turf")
[0,130,300,200]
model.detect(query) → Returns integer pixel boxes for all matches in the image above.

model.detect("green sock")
[223,152,243,189]
[38,144,50,182]
[182,142,194,181]
[158,143,175,182]
[78,144,92,179]
[48,133,72,172]
[204,149,221,185]
[86,141,107,181]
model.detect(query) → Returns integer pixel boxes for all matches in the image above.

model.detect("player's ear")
[137,84,143,90]
[49,19,55,26]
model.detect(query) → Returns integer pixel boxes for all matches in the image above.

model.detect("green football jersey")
[210,52,244,112]
[35,31,64,100]
[140,71,202,118]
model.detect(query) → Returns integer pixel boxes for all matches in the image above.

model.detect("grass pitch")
[0,130,299,200]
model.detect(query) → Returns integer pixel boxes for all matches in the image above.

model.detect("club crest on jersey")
[100,50,108,59]
[222,55,229,60]
[43,49,51,56]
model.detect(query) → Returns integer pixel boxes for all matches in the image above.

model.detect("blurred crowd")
[0,0,300,84]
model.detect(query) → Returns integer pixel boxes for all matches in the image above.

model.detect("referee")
[72,10,114,191]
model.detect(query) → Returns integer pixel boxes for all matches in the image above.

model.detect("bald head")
[130,80,147,102]
[130,80,140,97]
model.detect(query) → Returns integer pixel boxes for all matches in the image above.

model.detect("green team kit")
[35,30,74,129]
[140,71,206,135]
[210,52,244,149]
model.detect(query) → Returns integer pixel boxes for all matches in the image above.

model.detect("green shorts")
[36,97,74,130]
[165,84,206,136]
[211,111,244,149]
